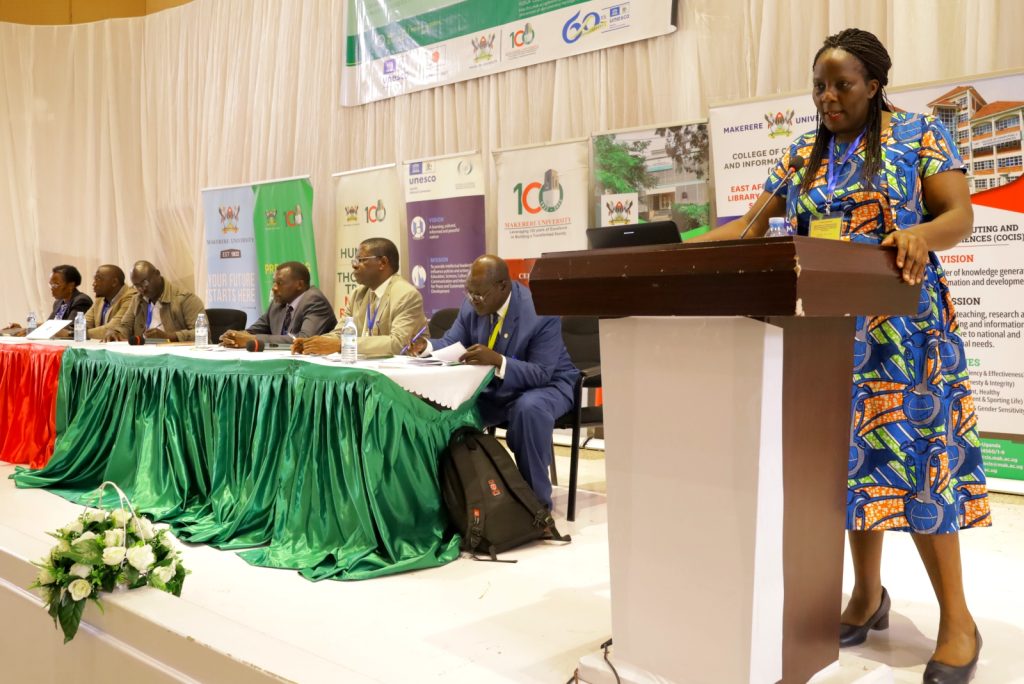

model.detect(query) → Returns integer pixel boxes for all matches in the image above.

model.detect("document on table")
[430,342,466,364]
[26,319,72,339]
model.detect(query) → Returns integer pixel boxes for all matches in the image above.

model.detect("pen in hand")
[400,324,429,356]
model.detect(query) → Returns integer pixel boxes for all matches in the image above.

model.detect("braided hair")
[800,28,895,193]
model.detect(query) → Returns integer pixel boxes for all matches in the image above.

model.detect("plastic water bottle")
[73,312,86,342]
[194,313,209,347]
[765,216,792,238]
[26,311,38,332]
[340,316,358,363]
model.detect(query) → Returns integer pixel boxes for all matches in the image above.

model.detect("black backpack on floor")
[441,427,570,561]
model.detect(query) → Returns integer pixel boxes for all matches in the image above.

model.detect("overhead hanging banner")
[202,185,259,326]
[591,122,711,238]
[334,164,404,308]
[342,0,677,106]
[251,177,320,311]
[709,70,1024,489]
[494,139,590,286]
[403,152,486,315]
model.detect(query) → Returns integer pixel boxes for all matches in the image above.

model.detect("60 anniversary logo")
[562,10,603,44]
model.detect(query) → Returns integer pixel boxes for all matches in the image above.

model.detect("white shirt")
[363,276,393,337]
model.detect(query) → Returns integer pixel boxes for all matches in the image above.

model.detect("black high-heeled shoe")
[839,587,891,648]
[922,627,982,684]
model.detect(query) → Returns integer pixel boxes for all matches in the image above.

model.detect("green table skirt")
[14,348,485,580]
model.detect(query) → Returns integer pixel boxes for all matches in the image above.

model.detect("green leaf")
[64,539,103,565]
[57,595,86,644]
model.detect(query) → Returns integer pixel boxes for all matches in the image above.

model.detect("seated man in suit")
[220,261,336,348]
[410,255,579,509]
[84,264,135,340]
[107,260,206,342]
[292,237,426,356]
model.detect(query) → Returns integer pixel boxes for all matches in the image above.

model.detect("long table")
[6,340,491,580]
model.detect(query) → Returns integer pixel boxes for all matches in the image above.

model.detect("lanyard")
[365,295,381,334]
[487,314,505,350]
[101,300,111,324]
[825,129,865,204]
[145,302,154,328]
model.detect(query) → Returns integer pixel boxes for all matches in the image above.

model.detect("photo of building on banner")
[590,122,710,240]
[403,153,486,315]
[342,0,676,106]
[708,69,1024,491]
[333,164,404,309]
[494,139,590,287]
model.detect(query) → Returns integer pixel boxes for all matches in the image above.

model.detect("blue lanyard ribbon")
[825,129,866,203]
[365,295,381,333]
[145,302,154,328]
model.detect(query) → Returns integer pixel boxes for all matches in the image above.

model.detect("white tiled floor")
[1,449,1022,683]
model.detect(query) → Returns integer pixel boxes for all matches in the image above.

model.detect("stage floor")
[1,457,1022,683]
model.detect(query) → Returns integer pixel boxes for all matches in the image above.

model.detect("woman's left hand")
[880,229,929,285]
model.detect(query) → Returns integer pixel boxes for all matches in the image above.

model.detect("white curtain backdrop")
[1,0,1023,324]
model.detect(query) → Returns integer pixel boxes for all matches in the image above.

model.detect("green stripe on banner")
[981,437,1024,481]
[346,0,590,65]
[252,179,319,309]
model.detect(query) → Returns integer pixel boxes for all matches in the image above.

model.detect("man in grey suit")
[220,261,336,348]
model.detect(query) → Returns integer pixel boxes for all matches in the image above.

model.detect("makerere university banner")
[342,0,676,105]
[333,164,404,308]
[494,139,590,286]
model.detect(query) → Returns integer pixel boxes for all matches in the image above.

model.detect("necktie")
[100,300,111,325]
[281,305,294,336]
[487,313,505,350]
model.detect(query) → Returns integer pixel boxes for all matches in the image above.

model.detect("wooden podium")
[529,237,920,684]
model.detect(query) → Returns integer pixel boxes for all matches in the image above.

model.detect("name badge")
[809,212,843,240]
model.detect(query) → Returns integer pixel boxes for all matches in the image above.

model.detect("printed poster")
[403,153,486,315]
[494,139,590,286]
[251,178,320,311]
[201,185,259,326]
[334,164,404,307]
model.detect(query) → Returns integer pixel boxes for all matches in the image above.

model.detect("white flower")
[55,539,71,554]
[104,529,124,547]
[152,563,176,584]
[110,509,131,527]
[68,579,92,601]
[37,566,56,586]
[86,509,107,524]
[63,520,84,536]
[69,563,92,579]
[73,531,97,545]
[130,517,155,541]
[102,546,127,566]
[126,545,156,574]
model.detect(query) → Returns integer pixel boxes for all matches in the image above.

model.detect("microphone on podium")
[738,155,805,239]
[245,339,288,352]
[128,335,167,345]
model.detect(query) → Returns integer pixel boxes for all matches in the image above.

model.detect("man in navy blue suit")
[412,255,579,509]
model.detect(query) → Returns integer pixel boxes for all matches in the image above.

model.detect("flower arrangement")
[29,482,188,642]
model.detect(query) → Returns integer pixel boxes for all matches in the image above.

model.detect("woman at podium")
[695,28,989,684]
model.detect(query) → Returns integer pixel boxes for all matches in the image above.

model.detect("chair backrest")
[560,316,600,370]
[428,308,460,339]
[205,308,248,342]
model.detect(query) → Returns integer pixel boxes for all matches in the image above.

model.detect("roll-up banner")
[402,152,486,315]
[494,138,590,286]
[333,164,405,308]
[591,122,711,239]
[203,176,320,326]
[709,70,1024,491]
[342,0,677,106]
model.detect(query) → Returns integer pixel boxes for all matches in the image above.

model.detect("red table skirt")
[0,343,64,468]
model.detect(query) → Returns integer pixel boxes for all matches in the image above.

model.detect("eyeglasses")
[465,281,504,303]
[351,256,381,268]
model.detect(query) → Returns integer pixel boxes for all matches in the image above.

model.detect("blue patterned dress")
[764,112,991,534]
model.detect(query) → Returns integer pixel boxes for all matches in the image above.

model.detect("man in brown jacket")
[107,261,205,342]
[84,264,136,340]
